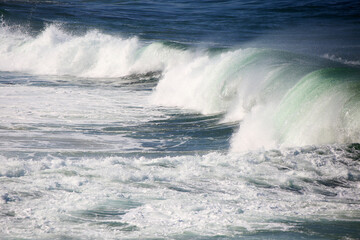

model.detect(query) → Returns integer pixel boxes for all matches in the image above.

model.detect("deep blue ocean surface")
[1,1,360,239]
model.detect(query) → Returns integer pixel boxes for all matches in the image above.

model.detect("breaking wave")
[1,23,360,151]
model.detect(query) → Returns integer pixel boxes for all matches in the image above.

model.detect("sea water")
[0,1,360,239]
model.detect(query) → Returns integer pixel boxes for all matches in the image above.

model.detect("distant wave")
[322,53,360,66]
[1,23,360,151]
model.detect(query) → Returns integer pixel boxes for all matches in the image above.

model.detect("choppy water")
[1,1,360,239]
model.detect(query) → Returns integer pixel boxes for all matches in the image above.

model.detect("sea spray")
[0,24,166,77]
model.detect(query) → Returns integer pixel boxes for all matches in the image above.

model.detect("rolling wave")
[1,23,359,151]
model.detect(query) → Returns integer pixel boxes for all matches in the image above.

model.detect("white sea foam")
[0,83,164,152]
[1,147,359,239]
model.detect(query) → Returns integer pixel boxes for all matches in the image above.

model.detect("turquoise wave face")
[274,68,360,146]
[226,59,360,150]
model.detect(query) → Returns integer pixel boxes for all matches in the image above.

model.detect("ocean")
[0,0,360,239]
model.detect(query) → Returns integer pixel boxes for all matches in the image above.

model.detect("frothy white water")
[0,80,167,152]
[1,147,359,239]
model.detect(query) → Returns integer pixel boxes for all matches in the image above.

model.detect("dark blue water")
[0,1,360,239]
[2,1,360,47]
